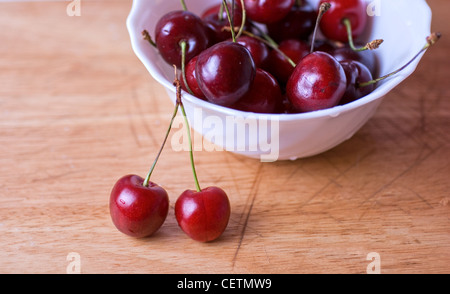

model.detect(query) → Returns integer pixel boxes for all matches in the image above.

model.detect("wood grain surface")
[0,0,448,274]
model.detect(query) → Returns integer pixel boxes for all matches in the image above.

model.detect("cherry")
[265,39,309,85]
[180,55,206,99]
[195,41,256,106]
[266,1,317,42]
[235,35,270,68]
[109,175,169,238]
[339,60,373,105]
[338,32,442,105]
[172,74,231,242]
[154,10,209,67]
[244,0,295,24]
[318,0,367,44]
[202,1,246,45]
[230,68,282,113]
[332,45,378,76]
[286,51,347,112]
[175,186,231,242]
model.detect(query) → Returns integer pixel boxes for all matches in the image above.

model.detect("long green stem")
[222,0,236,42]
[179,40,194,95]
[343,18,383,52]
[143,102,179,187]
[179,102,201,192]
[358,32,441,88]
[180,0,188,11]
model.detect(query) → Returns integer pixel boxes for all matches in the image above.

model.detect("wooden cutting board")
[0,0,448,274]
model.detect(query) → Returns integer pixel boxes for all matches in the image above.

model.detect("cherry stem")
[180,0,188,11]
[142,30,157,48]
[310,2,331,53]
[218,1,225,21]
[143,95,179,187]
[179,40,194,95]
[222,0,236,42]
[342,18,384,52]
[358,32,441,88]
[179,100,201,192]
[236,0,246,39]
[224,26,296,68]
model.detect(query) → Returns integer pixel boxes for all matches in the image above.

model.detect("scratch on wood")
[232,163,263,268]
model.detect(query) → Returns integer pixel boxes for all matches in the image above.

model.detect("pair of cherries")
[109,71,231,242]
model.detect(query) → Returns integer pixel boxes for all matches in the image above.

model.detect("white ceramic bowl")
[126,0,432,161]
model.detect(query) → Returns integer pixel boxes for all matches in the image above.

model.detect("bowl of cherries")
[126,0,437,161]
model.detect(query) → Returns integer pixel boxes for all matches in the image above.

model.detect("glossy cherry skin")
[230,68,282,113]
[235,36,270,68]
[286,51,347,112]
[196,41,256,106]
[244,0,295,24]
[175,186,231,242]
[180,55,206,100]
[154,10,209,67]
[265,39,309,85]
[339,60,374,105]
[109,174,169,238]
[319,0,367,43]
[266,2,317,42]
[332,45,378,76]
[202,2,246,45]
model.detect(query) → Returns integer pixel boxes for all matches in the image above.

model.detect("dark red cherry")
[180,55,206,100]
[196,41,256,106]
[235,35,270,68]
[286,51,347,112]
[266,1,317,42]
[175,186,231,242]
[154,10,209,67]
[318,0,367,43]
[109,175,169,238]
[265,39,309,85]
[231,68,282,113]
[332,45,378,76]
[244,0,295,24]
[339,60,374,105]
[202,2,246,45]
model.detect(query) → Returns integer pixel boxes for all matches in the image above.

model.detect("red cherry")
[244,0,295,24]
[230,68,282,113]
[339,60,374,105]
[180,55,206,99]
[318,0,367,43]
[332,45,378,76]
[265,39,309,85]
[235,35,270,68]
[286,51,347,112]
[196,41,256,106]
[109,174,169,238]
[154,10,209,67]
[266,1,317,42]
[175,186,231,242]
[202,2,246,45]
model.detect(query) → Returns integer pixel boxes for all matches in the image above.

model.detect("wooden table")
[0,0,448,274]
